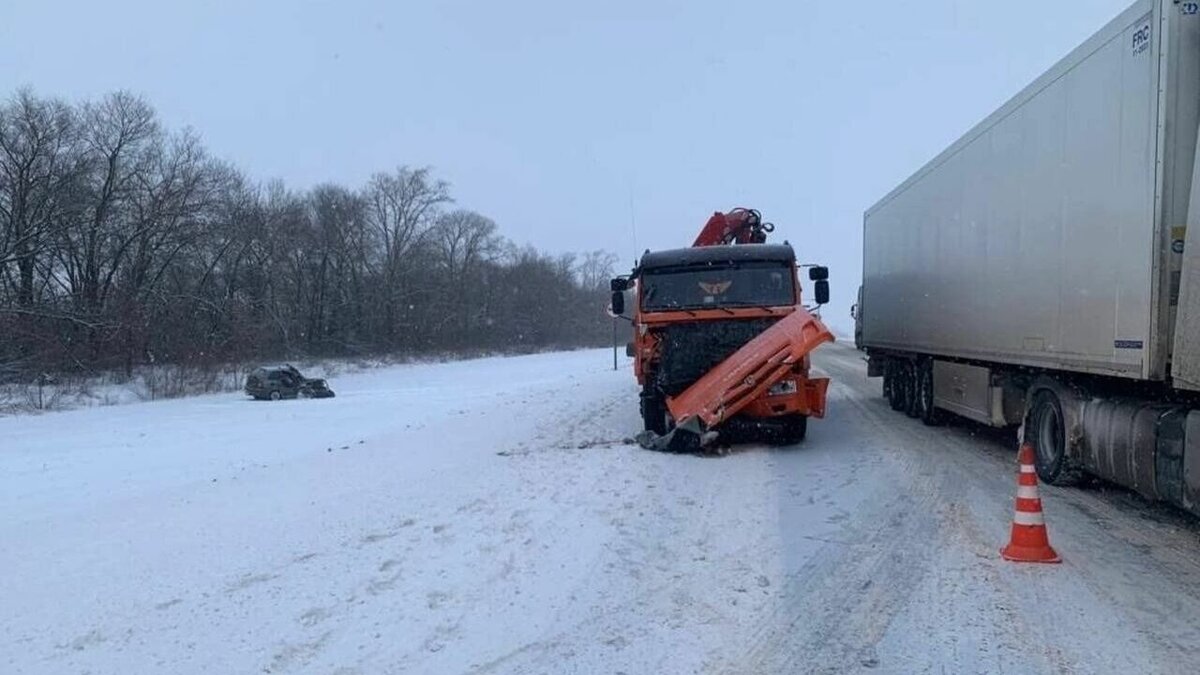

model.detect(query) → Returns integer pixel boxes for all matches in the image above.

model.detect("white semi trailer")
[863,0,1200,515]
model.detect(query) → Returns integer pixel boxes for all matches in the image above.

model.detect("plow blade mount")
[637,308,834,452]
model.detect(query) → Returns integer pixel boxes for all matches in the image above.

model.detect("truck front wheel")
[771,414,808,445]
[640,386,668,435]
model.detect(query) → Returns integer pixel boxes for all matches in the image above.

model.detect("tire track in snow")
[780,344,1200,674]
[727,375,955,674]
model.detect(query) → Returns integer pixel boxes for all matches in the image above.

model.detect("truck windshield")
[640,262,795,311]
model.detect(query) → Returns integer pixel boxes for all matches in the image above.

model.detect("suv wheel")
[269,390,282,401]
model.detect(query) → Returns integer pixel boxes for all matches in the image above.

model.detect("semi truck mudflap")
[637,308,834,452]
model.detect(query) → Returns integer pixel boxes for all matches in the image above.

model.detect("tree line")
[0,89,619,381]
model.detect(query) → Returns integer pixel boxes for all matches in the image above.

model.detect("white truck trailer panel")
[865,0,1200,381]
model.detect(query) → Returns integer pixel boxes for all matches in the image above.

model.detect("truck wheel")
[1026,389,1082,486]
[774,415,808,445]
[917,361,942,426]
[902,363,920,419]
[886,364,905,412]
[269,390,282,401]
[640,387,668,435]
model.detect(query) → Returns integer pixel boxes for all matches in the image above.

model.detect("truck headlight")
[768,380,798,396]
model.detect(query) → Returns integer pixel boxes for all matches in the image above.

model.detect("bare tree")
[428,210,500,344]
[361,167,451,343]
[577,249,619,291]
[0,89,76,307]
[363,167,450,269]
[113,129,232,372]
[58,91,159,315]
[0,87,617,381]
[432,210,499,281]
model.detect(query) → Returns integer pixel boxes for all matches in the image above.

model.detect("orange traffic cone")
[1001,443,1061,564]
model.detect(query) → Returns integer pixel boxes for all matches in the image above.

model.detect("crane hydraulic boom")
[692,208,774,247]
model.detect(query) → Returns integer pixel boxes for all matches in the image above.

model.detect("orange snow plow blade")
[638,309,834,452]
[669,308,834,426]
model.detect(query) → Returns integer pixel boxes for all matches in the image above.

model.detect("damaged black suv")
[244,365,335,401]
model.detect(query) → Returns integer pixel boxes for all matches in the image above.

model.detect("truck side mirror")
[814,280,830,305]
[850,303,857,319]
[611,291,626,316]
[808,266,829,281]
[610,277,630,292]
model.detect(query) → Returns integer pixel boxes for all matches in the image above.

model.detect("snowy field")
[4,344,1200,674]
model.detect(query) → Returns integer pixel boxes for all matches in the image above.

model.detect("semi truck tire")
[886,363,905,412]
[917,361,943,426]
[902,362,920,419]
[1027,388,1084,486]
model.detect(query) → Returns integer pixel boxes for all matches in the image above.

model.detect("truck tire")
[640,386,668,435]
[1026,389,1083,486]
[916,361,943,426]
[887,361,917,417]
[775,414,808,445]
[901,362,920,419]
[886,363,905,412]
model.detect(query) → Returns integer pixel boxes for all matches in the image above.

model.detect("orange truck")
[610,208,835,452]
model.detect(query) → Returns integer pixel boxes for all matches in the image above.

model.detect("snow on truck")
[863,0,1200,515]
[611,208,834,452]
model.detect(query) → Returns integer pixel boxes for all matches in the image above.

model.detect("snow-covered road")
[4,344,1200,674]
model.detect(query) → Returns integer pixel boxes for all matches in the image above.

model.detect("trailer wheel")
[1027,389,1082,486]
[901,362,920,419]
[886,363,905,412]
[916,361,942,426]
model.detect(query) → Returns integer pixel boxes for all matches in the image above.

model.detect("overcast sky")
[1,0,1133,332]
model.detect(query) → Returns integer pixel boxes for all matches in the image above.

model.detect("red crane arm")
[692,208,772,247]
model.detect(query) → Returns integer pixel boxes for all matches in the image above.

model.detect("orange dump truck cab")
[611,243,834,452]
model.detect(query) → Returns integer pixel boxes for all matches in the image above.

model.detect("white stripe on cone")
[1013,510,1046,526]
[1017,486,1040,499]
[1019,465,1037,474]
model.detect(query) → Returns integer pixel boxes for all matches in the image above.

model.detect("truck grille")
[654,318,778,396]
